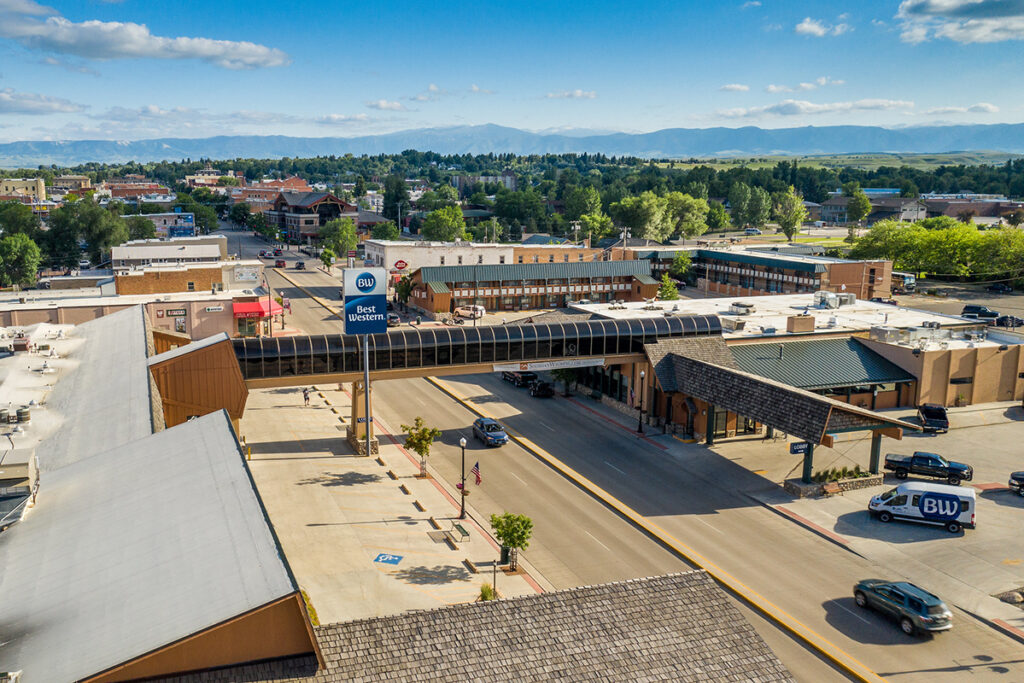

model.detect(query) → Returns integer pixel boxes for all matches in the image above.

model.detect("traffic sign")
[343,267,388,335]
[348,250,357,257]
[790,442,810,455]
[394,259,408,270]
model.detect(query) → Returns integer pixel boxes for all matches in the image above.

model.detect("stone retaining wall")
[784,474,884,498]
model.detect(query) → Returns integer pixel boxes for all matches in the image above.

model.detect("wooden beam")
[873,427,903,440]
[820,434,835,448]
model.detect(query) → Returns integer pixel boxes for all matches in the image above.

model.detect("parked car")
[853,579,953,635]
[744,227,763,235]
[884,451,972,485]
[454,304,485,319]
[502,370,538,387]
[916,404,949,433]
[994,315,1024,328]
[78,259,91,269]
[274,259,286,268]
[387,313,401,327]
[869,481,976,533]
[870,297,898,305]
[472,417,509,447]
[1008,471,1024,496]
[529,381,555,398]
[273,248,283,256]
[961,304,998,319]
[295,261,306,270]
[986,283,1013,294]
[258,250,269,258]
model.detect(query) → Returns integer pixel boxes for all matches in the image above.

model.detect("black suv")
[502,371,538,387]
[529,381,555,398]
[986,283,1013,294]
[961,304,998,319]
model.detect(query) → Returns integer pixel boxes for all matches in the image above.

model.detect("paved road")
[370,374,1024,682]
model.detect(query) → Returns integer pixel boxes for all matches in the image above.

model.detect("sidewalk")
[238,385,543,626]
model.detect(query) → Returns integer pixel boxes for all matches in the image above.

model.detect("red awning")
[232,300,284,319]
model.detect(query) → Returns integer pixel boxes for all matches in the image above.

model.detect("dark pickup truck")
[917,404,949,433]
[884,451,973,486]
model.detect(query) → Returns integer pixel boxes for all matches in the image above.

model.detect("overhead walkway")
[234,314,722,388]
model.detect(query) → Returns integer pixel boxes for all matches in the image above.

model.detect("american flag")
[471,462,481,485]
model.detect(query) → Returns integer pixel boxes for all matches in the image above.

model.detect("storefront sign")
[394,259,408,270]
[164,308,187,317]
[205,305,224,312]
[343,268,387,335]
[492,358,606,372]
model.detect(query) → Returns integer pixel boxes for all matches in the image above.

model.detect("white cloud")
[0,0,289,69]
[40,55,98,75]
[924,102,999,114]
[469,84,494,94]
[719,98,914,118]
[765,76,843,93]
[0,86,85,113]
[795,16,852,36]
[720,83,750,92]
[315,113,370,125]
[407,83,449,102]
[741,1,761,7]
[365,99,406,111]
[763,22,783,31]
[898,0,1024,43]
[546,89,597,99]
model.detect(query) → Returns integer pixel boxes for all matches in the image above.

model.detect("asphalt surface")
[371,374,1024,682]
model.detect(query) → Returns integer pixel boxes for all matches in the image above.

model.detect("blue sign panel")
[374,553,403,565]
[790,442,810,455]
[919,493,961,520]
[343,268,387,335]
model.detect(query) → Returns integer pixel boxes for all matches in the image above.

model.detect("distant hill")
[3,123,1024,167]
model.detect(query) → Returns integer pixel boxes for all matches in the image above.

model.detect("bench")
[450,522,470,542]
[822,482,842,497]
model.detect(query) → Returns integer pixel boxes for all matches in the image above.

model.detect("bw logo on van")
[919,493,960,520]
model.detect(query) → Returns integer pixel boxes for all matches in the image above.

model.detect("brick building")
[264,192,356,241]
[0,177,46,201]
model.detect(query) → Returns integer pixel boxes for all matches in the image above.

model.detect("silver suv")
[854,579,952,635]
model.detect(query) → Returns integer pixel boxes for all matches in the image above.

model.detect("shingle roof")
[277,192,331,208]
[161,571,794,683]
[644,337,738,393]
[730,337,915,390]
[419,259,652,284]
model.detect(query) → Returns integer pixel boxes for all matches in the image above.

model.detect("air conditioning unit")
[837,293,856,306]
[720,317,746,331]
[814,291,839,309]
[730,301,755,315]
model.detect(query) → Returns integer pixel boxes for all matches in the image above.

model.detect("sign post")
[344,268,387,456]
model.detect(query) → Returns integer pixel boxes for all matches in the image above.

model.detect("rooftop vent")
[729,301,755,315]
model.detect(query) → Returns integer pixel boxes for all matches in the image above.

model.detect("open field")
[658,151,1024,171]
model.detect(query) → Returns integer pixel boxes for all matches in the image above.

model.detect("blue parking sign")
[343,268,388,335]
[374,553,403,565]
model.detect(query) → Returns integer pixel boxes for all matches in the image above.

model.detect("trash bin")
[500,546,510,565]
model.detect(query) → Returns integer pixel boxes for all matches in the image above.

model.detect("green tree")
[248,211,269,237]
[320,247,335,270]
[956,209,976,224]
[920,223,980,277]
[45,201,127,266]
[229,202,251,225]
[138,202,163,215]
[383,174,410,222]
[658,273,679,300]
[664,192,709,239]
[728,182,751,228]
[0,233,41,287]
[919,216,960,230]
[395,274,413,303]
[773,186,808,241]
[706,200,730,231]
[849,219,928,272]
[421,205,466,241]
[0,201,41,241]
[490,512,533,571]
[318,217,358,256]
[746,186,771,228]
[400,416,442,477]
[371,221,401,240]
[564,186,601,221]
[668,250,691,279]
[216,176,240,186]
[609,191,670,241]
[579,212,614,242]
[125,215,156,240]
[436,184,459,203]
[191,204,219,233]
[354,175,367,197]
[549,368,577,396]
[846,190,872,225]
[1002,209,1024,228]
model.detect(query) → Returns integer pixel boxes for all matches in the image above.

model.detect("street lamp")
[636,370,646,433]
[458,436,468,519]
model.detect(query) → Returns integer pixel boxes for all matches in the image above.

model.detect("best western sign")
[343,268,387,335]
[492,358,605,372]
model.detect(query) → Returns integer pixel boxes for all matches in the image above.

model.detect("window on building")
[950,377,973,384]
[578,253,584,261]
[187,282,195,291]
[499,256,506,264]
[458,255,463,265]
[564,254,569,262]
[478,255,483,264]
[440,256,445,265]
[518,255,523,263]
[533,256,539,263]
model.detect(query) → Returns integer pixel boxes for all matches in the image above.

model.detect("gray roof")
[511,309,600,325]
[730,337,915,390]
[40,306,155,473]
[148,332,230,366]
[645,337,738,393]
[112,244,221,261]
[419,259,652,284]
[695,249,828,273]
[0,411,297,683]
[163,571,793,683]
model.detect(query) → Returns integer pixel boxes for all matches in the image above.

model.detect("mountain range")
[4,123,1024,167]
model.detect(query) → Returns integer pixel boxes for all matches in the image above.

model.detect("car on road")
[961,304,998,319]
[1007,470,1024,496]
[78,259,91,269]
[259,250,269,258]
[387,313,401,327]
[454,304,485,319]
[295,261,306,270]
[273,248,283,256]
[744,227,763,235]
[853,580,953,636]
[870,297,898,305]
[502,371,538,387]
[986,283,1013,293]
[994,315,1024,328]
[868,481,976,533]
[472,417,509,447]
[916,404,949,433]
[884,451,972,485]
[274,259,286,268]
[529,381,555,398]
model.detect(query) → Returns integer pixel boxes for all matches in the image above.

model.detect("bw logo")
[921,495,959,518]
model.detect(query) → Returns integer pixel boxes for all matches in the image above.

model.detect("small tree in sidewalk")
[658,273,679,300]
[400,416,442,477]
[320,247,335,272]
[550,368,577,397]
[490,512,533,571]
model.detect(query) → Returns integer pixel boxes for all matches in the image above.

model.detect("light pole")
[458,437,468,519]
[636,370,645,433]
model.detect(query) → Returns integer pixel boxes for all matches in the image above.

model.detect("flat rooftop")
[570,293,977,340]
[0,285,266,311]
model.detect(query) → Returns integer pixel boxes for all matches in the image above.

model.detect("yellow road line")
[426,375,883,683]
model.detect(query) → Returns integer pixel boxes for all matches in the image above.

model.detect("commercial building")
[123,210,197,237]
[112,235,227,267]
[51,174,92,192]
[264,192,356,241]
[103,181,172,199]
[408,260,659,315]
[0,177,46,200]
[451,170,517,193]
[0,309,321,681]
[820,195,926,224]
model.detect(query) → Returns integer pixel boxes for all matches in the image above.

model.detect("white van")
[453,305,485,319]
[868,482,975,533]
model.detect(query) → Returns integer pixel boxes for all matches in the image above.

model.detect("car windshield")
[879,487,899,501]
[484,423,502,433]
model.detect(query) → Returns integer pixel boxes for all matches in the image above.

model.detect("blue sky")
[0,0,1020,141]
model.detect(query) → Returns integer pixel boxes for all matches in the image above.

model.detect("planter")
[784,473,884,498]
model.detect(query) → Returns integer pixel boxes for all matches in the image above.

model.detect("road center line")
[604,461,626,475]
[538,421,555,431]
[690,516,723,534]
[834,600,873,625]
[584,530,611,552]
[509,472,527,485]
